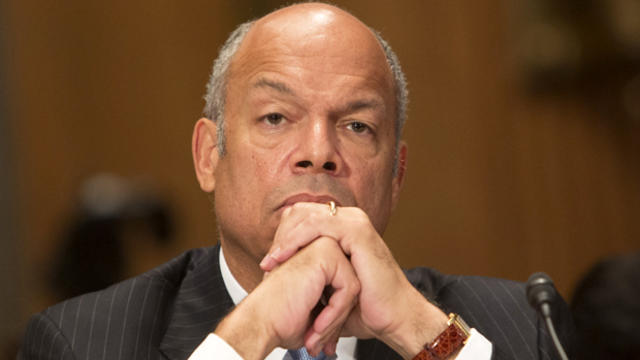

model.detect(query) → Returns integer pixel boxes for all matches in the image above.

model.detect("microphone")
[526,272,569,360]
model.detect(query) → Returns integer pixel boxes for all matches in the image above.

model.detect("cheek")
[250,144,292,180]
[227,123,290,179]
[351,163,391,206]
[349,158,396,230]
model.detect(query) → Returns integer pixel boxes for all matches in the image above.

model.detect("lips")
[279,193,341,210]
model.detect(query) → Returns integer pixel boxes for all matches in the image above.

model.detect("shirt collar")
[219,247,248,305]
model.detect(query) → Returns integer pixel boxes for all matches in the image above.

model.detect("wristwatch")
[412,313,470,360]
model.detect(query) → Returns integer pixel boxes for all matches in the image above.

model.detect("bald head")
[243,3,386,62]
[203,2,407,161]
[254,2,368,41]
[233,4,391,93]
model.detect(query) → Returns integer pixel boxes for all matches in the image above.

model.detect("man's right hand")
[214,237,360,359]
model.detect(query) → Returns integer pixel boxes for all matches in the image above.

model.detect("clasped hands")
[215,202,449,360]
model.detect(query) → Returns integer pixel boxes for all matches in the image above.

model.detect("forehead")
[227,5,395,106]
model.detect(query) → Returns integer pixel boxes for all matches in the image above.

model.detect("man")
[19,3,573,360]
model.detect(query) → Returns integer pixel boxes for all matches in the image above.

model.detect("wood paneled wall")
[3,0,639,343]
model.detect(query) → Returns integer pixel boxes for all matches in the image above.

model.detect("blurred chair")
[571,252,640,360]
[50,173,174,300]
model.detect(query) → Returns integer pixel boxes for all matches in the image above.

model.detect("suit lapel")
[159,245,235,360]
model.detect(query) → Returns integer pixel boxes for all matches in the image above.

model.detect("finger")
[304,325,340,358]
[261,203,341,270]
[297,238,358,352]
[305,326,340,357]
[312,282,357,335]
[322,331,339,356]
[259,206,294,270]
[304,248,360,352]
[259,246,283,270]
[261,206,312,270]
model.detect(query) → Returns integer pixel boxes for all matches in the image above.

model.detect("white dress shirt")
[189,249,492,359]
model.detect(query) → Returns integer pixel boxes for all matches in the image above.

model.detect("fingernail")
[259,247,281,269]
[259,255,269,268]
[306,332,321,351]
[329,341,337,355]
[270,247,281,260]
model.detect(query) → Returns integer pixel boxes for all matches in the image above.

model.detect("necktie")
[286,347,330,360]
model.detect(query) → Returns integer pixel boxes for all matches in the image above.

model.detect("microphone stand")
[527,273,569,360]
[541,303,568,360]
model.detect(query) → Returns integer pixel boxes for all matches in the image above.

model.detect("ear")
[391,141,408,210]
[192,117,219,192]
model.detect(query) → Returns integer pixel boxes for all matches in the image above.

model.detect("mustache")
[267,174,356,210]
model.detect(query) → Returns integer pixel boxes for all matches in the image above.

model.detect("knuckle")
[352,207,366,218]
[282,206,292,218]
[290,202,304,213]
[351,279,361,296]
[315,236,335,249]
[351,208,370,224]
[308,210,320,221]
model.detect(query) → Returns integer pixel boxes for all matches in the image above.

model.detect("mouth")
[277,193,341,211]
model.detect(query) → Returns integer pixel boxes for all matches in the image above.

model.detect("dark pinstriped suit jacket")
[19,245,573,359]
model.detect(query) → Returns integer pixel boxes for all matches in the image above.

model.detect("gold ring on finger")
[328,201,337,216]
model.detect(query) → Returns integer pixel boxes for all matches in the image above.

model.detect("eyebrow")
[252,77,383,114]
[343,99,382,113]
[252,78,295,96]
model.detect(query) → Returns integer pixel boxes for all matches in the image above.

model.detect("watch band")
[413,313,470,360]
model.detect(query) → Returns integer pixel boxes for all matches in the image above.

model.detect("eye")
[263,113,285,126]
[347,121,370,134]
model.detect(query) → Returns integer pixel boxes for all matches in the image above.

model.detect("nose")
[291,119,341,175]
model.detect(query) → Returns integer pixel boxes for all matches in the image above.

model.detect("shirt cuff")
[188,329,492,360]
[188,333,243,360]
[456,328,493,359]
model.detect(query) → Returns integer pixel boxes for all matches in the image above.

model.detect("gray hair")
[203,20,255,155]
[370,28,408,170]
[202,16,408,171]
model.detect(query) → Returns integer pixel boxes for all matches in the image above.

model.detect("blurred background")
[1,0,639,356]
